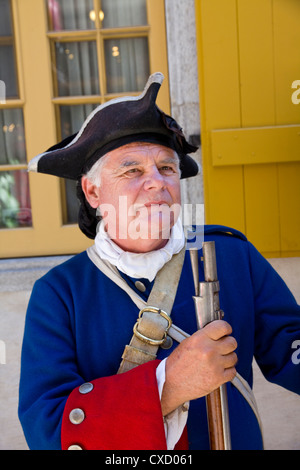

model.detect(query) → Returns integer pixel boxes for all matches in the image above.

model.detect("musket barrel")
[189,241,232,450]
[189,248,200,297]
[202,241,218,282]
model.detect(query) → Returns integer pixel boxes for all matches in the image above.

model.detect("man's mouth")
[128,201,173,219]
[143,201,169,208]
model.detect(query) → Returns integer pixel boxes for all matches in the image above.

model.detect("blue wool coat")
[18,226,300,450]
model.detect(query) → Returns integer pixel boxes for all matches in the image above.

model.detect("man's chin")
[128,215,174,240]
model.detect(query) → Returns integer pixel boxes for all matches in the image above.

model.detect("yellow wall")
[195,0,300,257]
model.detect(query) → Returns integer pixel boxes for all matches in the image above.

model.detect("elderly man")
[19,73,300,450]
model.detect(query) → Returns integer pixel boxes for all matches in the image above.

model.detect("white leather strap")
[87,244,186,373]
[118,246,186,373]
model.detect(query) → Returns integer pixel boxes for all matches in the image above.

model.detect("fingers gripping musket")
[190,242,231,450]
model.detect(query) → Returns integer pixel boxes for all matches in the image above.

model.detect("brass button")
[68,444,83,450]
[79,382,93,394]
[69,408,85,425]
[135,281,146,292]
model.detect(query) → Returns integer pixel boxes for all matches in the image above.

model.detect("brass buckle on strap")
[133,306,172,346]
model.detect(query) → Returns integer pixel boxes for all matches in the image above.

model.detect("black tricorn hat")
[28,72,199,180]
[28,73,200,239]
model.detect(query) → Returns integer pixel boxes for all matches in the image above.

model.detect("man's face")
[83,142,181,252]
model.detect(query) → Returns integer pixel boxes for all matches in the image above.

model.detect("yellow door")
[195,0,300,257]
[0,0,170,258]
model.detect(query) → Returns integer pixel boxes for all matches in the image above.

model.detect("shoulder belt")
[86,244,263,439]
[87,244,186,373]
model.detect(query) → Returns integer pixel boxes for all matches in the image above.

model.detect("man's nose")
[143,167,165,190]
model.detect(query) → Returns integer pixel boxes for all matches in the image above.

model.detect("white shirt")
[94,218,189,449]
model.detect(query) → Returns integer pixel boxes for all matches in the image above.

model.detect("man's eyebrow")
[115,155,179,171]
[119,160,140,168]
[111,160,140,174]
[160,157,179,164]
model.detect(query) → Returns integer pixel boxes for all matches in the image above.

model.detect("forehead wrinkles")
[118,149,179,169]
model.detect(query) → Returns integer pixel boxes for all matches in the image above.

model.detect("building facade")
[0,0,299,258]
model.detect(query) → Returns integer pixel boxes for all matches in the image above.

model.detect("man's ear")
[81,176,100,209]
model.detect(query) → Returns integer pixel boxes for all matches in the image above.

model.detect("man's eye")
[160,166,175,174]
[125,168,142,177]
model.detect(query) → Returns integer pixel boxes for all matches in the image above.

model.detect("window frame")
[0,0,170,258]
[0,0,30,232]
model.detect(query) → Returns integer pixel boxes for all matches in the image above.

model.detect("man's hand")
[161,320,238,416]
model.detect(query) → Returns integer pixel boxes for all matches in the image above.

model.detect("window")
[0,0,31,230]
[0,0,169,257]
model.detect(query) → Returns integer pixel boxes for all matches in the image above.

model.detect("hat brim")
[28,72,200,180]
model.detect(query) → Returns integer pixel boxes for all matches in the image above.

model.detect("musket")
[190,241,231,450]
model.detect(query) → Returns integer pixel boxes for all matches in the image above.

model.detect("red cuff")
[61,360,167,450]
[174,426,189,450]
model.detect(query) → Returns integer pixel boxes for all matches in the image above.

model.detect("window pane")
[105,37,150,93]
[0,0,19,98]
[60,103,97,139]
[0,0,13,36]
[46,0,95,31]
[101,0,147,28]
[0,109,26,165]
[63,178,78,225]
[59,103,98,224]
[54,41,99,96]
[0,46,18,98]
[0,170,32,228]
